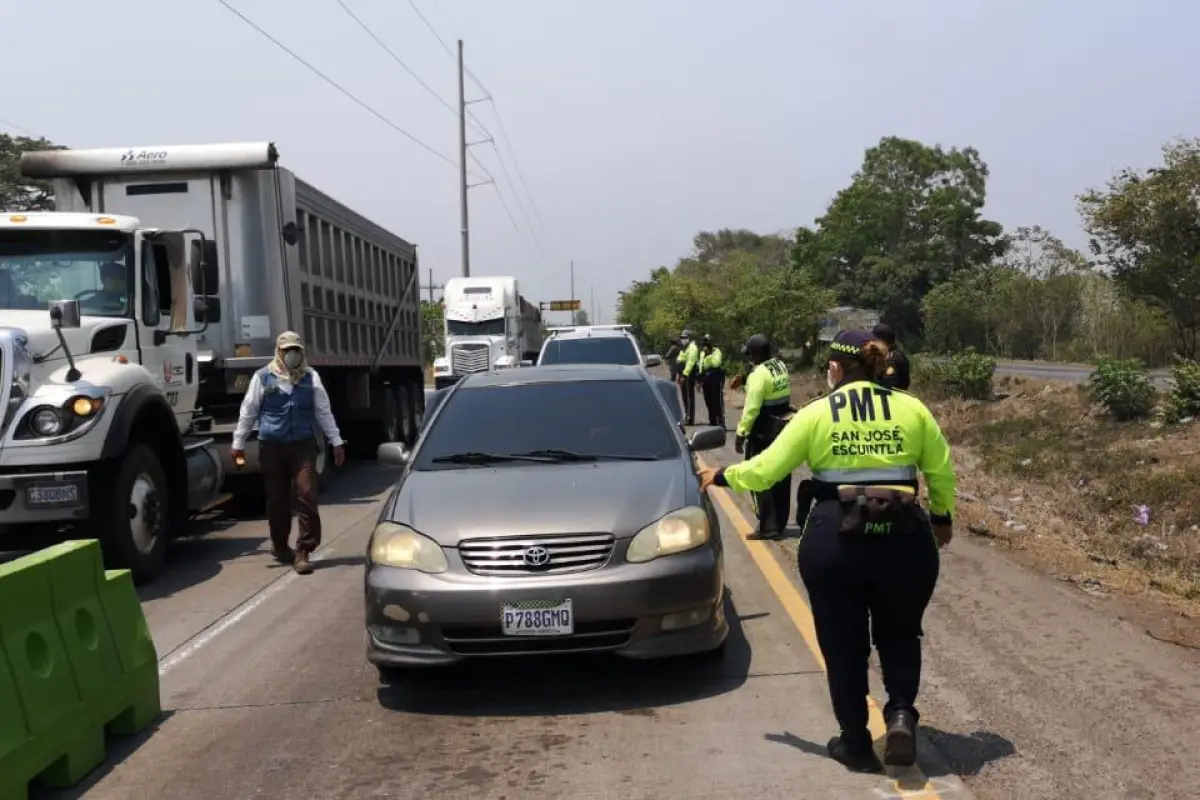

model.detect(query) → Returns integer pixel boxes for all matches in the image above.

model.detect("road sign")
[544,300,581,311]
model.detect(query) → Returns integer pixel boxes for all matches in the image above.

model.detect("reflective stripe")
[810,466,918,483]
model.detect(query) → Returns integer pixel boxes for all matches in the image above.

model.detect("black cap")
[872,322,896,345]
[830,329,874,359]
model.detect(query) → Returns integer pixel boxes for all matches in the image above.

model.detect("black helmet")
[702,334,712,343]
[744,333,771,362]
[681,328,693,339]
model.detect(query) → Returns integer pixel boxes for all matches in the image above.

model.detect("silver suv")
[535,325,662,368]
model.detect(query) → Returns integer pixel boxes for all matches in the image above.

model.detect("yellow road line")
[698,455,947,799]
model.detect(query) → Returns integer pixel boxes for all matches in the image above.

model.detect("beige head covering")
[270,330,308,383]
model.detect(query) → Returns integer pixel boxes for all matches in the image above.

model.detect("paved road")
[25,459,968,800]
[9,383,1197,799]
[991,360,1171,389]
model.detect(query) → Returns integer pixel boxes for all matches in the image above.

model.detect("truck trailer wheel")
[97,443,170,586]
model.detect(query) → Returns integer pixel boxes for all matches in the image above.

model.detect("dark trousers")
[701,370,725,427]
[797,499,940,750]
[683,373,697,423]
[745,435,791,533]
[260,439,322,554]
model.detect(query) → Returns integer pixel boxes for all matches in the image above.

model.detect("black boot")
[826,735,883,773]
[883,709,918,766]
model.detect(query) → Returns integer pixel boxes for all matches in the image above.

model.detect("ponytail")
[859,340,891,381]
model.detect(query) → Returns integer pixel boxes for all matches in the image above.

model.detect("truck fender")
[100,384,181,460]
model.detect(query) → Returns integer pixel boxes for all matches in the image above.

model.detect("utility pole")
[569,260,575,307]
[591,284,596,325]
[456,39,494,279]
[425,267,444,304]
[457,39,470,278]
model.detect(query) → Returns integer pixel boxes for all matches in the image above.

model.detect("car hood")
[389,460,690,546]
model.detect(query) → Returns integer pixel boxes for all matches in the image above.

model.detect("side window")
[140,243,161,327]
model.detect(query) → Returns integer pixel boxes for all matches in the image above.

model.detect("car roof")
[460,363,648,387]
[545,327,637,341]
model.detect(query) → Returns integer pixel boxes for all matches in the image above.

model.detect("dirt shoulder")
[786,370,1200,651]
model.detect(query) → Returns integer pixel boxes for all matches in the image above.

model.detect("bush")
[1087,358,1156,420]
[915,350,996,400]
[1164,358,1200,423]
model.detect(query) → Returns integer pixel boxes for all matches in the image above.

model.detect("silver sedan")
[366,364,728,679]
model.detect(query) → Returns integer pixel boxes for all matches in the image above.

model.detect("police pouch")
[835,486,916,536]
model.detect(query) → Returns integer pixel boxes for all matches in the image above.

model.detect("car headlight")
[368,522,448,573]
[626,506,710,563]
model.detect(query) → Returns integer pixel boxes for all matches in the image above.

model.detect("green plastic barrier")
[0,540,160,800]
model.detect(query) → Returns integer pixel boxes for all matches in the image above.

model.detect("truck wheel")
[383,387,402,443]
[98,443,170,586]
[393,385,412,445]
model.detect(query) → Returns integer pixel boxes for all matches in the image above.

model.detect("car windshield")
[539,336,640,365]
[415,379,679,469]
[0,229,133,317]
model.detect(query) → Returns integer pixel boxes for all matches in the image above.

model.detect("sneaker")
[747,528,784,541]
[270,544,295,564]
[826,735,883,773]
[294,551,314,575]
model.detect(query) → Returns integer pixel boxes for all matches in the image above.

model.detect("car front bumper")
[364,544,727,667]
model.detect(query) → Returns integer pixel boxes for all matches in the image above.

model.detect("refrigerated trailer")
[21,141,425,487]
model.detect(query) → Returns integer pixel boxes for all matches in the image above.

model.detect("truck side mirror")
[49,299,82,330]
[194,296,222,324]
[190,239,220,295]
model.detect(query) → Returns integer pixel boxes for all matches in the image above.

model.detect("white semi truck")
[432,276,543,389]
[10,141,425,583]
[0,211,227,584]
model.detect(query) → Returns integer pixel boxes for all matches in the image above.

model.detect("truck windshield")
[0,230,133,318]
[447,318,505,336]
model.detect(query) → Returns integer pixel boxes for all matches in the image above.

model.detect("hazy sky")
[3,1,1198,323]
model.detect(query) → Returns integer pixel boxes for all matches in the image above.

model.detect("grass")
[783,371,1200,616]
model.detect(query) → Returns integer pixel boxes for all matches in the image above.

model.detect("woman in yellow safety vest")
[699,328,955,774]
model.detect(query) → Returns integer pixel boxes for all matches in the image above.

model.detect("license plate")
[501,600,573,637]
[26,484,79,506]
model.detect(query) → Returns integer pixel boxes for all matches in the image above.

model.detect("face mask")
[283,351,303,369]
[826,366,837,390]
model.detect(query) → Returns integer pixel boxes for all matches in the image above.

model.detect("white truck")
[21,142,426,494]
[0,210,226,584]
[432,276,543,389]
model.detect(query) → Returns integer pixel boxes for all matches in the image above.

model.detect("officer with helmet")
[675,328,701,425]
[698,334,725,428]
[699,329,955,773]
[733,334,794,539]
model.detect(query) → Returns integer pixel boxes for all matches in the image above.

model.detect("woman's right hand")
[933,523,953,549]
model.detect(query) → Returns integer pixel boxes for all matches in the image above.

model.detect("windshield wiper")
[509,448,659,462]
[430,451,554,464]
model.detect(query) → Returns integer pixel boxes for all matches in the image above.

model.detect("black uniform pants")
[745,435,791,533]
[797,499,940,750]
[701,370,725,427]
[682,372,697,423]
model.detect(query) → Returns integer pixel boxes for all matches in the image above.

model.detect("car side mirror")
[194,296,222,323]
[644,354,662,367]
[377,442,411,466]
[687,425,726,452]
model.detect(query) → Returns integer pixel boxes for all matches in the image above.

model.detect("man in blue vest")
[232,331,345,574]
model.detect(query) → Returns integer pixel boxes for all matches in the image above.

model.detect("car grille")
[451,343,489,374]
[441,618,637,656]
[458,533,616,576]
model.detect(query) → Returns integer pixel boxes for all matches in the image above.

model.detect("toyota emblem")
[522,545,551,567]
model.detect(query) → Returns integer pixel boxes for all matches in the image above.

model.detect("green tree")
[792,136,1007,345]
[0,132,65,211]
[420,299,444,365]
[1079,137,1200,359]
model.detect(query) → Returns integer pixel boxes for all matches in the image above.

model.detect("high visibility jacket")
[701,347,723,371]
[736,357,791,438]
[681,341,700,377]
[723,379,956,519]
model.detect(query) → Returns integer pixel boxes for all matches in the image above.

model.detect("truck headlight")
[368,522,448,573]
[16,392,109,441]
[626,506,710,563]
[31,407,64,437]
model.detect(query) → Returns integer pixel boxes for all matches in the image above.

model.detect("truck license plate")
[26,485,79,506]
[501,600,573,637]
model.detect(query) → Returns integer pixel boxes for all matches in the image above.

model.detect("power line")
[0,117,35,137]
[216,0,483,178]
[483,100,556,257]
[332,0,491,141]
[405,0,489,96]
